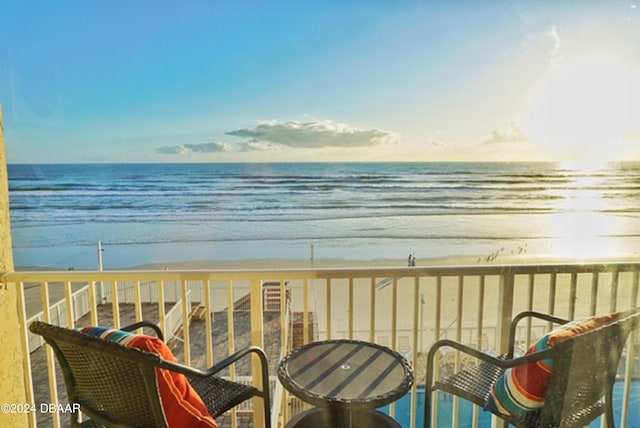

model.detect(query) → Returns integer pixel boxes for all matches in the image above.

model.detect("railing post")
[493,271,515,428]
[0,105,30,427]
[496,271,515,354]
[181,280,191,366]
[250,278,266,428]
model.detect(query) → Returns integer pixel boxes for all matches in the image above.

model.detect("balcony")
[6,261,640,427]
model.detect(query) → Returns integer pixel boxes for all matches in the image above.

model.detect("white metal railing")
[163,289,192,342]
[25,284,91,352]
[272,294,291,428]
[24,283,191,354]
[98,279,204,304]
[7,261,640,428]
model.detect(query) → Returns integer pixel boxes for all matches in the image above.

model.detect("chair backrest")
[541,309,640,426]
[30,321,168,428]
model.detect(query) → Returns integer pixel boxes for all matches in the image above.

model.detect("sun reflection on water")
[548,162,619,260]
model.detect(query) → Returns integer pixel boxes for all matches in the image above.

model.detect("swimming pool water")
[379,382,640,428]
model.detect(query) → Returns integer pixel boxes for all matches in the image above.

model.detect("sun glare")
[548,162,620,260]
[524,56,640,161]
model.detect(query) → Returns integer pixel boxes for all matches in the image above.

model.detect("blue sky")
[1,1,639,163]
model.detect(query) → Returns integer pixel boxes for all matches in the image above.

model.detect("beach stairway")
[233,281,291,312]
[162,298,206,348]
[231,282,317,349]
[191,304,208,321]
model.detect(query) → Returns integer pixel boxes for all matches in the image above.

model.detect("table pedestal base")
[285,408,401,428]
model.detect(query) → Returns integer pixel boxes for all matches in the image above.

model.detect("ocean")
[8,162,640,269]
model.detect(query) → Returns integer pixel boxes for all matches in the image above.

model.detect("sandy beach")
[125,252,640,271]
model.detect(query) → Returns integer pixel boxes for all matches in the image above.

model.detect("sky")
[1,0,639,163]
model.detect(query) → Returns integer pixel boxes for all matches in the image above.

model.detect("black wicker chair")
[30,320,271,428]
[425,309,640,428]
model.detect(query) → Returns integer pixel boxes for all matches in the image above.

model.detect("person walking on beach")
[408,254,416,267]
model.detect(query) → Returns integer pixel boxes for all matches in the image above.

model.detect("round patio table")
[278,339,414,428]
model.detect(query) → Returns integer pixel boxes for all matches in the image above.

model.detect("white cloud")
[481,123,530,145]
[237,141,281,152]
[156,141,232,155]
[155,145,189,155]
[184,142,232,153]
[226,120,397,149]
[154,120,397,157]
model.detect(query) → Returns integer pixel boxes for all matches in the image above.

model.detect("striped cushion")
[485,312,621,417]
[78,326,218,428]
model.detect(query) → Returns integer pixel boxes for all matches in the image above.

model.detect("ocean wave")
[8,162,640,256]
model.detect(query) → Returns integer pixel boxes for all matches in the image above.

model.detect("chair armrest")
[427,339,505,373]
[159,345,271,406]
[426,311,570,386]
[426,339,498,391]
[154,346,269,379]
[203,346,269,378]
[508,311,569,357]
[426,338,560,388]
[511,311,569,329]
[121,321,164,341]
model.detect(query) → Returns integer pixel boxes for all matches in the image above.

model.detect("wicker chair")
[425,309,640,428]
[30,320,271,428]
